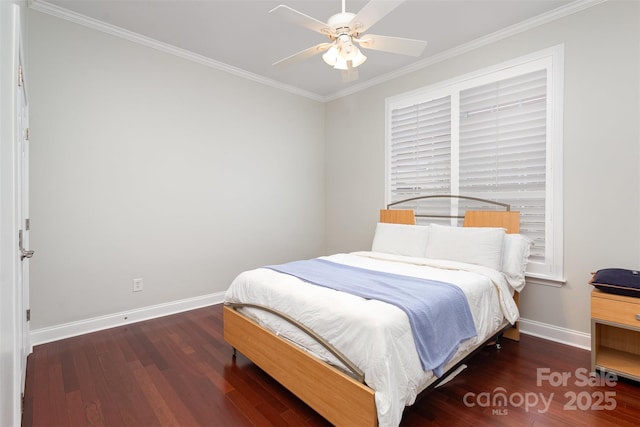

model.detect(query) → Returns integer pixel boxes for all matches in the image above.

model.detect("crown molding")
[28,0,325,102]
[324,0,607,101]
[29,0,604,103]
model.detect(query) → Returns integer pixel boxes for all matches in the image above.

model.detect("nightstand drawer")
[591,289,640,381]
[592,293,640,328]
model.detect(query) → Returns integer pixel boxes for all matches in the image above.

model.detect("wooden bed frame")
[224,196,522,426]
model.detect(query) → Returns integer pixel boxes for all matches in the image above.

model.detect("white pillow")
[371,223,430,258]
[502,234,533,292]
[425,224,505,270]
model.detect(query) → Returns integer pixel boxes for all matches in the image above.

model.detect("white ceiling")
[35,0,579,100]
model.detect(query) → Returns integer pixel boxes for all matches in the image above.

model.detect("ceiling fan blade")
[269,5,331,35]
[341,62,359,82]
[357,34,427,56]
[273,43,333,68]
[350,0,405,33]
[341,69,359,83]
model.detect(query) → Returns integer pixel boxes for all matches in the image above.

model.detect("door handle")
[18,229,34,260]
[21,248,34,260]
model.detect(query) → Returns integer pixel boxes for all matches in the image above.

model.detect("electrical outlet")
[132,278,144,292]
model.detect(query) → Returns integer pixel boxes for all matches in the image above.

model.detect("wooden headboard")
[463,211,520,234]
[379,209,415,225]
[380,208,520,233]
[380,195,519,232]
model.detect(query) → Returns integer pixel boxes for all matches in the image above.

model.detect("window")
[385,46,564,284]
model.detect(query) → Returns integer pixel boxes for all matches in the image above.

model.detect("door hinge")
[26,309,30,322]
[18,64,23,87]
[25,218,30,231]
[25,127,30,141]
[21,393,24,414]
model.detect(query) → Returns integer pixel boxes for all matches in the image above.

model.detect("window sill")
[525,274,566,288]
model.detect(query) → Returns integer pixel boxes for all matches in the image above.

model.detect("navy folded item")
[590,268,640,298]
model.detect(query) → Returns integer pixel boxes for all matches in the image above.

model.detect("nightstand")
[591,289,640,381]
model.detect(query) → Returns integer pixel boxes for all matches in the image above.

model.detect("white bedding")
[224,251,519,427]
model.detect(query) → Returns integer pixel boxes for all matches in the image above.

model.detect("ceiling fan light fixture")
[324,34,366,70]
[333,55,349,70]
[340,39,357,60]
[322,45,339,66]
[351,49,367,67]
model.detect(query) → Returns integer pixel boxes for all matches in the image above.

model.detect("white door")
[1,4,31,424]
[17,47,32,391]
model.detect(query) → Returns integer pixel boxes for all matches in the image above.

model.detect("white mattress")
[224,251,518,427]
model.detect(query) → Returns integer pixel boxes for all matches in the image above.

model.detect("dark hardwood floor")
[22,304,640,426]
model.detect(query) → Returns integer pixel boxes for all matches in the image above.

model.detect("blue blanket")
[265,258,477,377]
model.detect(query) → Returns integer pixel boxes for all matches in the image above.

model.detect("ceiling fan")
[270,0,428,81]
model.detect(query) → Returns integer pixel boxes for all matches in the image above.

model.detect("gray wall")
[27,10,326,329]
[27,1,640,339]
[325,0,640,335]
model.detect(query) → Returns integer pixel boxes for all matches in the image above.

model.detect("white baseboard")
[519,317,591,351]
[30,297,592,352]
[30,292,226,346]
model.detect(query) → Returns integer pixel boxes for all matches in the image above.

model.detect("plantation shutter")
[388,96,452,216]
[386,48,563,282]
[458,69,547,262]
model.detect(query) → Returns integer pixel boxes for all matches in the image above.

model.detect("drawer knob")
[637,314,640,321]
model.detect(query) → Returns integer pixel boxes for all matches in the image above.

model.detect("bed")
[223,196,532,427]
